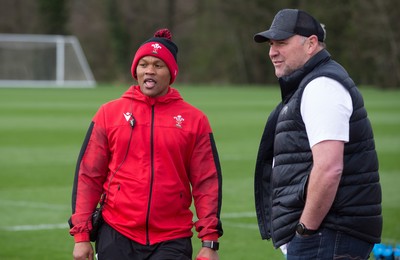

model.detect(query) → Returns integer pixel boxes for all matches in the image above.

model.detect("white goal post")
[0,34,96,87]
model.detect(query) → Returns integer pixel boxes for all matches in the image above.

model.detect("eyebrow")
[140,57,165,64]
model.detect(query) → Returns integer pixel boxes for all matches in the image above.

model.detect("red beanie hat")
[131,29,178,84]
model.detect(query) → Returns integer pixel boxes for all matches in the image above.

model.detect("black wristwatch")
[296,222,318,235]
[202,241,219,250]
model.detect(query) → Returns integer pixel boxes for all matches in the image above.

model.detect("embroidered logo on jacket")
[281,105,289,116]
[123,112,132,122]
[174,115,184,128]
[152,43,162,54]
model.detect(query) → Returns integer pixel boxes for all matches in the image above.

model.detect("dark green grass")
[0,85,398,259]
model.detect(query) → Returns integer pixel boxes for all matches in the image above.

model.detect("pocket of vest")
[299,174,310,203]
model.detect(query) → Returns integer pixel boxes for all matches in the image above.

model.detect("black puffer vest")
[254,49,382,248]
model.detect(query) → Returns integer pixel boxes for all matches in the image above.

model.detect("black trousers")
[95,222,193,260]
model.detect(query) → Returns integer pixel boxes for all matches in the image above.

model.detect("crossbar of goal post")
[0,34,96,88]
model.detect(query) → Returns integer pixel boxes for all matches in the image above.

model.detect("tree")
[38,0,69,35]
[1,0,399,87]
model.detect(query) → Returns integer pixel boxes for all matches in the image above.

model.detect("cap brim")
[254,29,295,43]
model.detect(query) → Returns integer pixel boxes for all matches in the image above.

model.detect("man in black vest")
[253,9,382,259]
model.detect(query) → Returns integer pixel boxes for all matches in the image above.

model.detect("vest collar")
[278,49,331,103]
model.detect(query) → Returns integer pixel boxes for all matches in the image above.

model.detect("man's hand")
[196,247,219,260]
[73,242,94,260]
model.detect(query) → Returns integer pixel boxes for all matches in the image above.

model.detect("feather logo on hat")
[151,43,162,54]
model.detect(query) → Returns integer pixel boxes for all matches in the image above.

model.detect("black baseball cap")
[254,9,325,43]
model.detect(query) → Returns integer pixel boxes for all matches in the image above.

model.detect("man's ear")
[307,35,320,54]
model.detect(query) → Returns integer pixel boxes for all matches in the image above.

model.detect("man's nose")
[145,65,156,74]
[269,46,278,58]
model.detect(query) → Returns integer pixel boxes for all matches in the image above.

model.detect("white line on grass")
[222,212,259,230]
[222,212,256,218]
[3,223,69,231]
[223,221,259,230]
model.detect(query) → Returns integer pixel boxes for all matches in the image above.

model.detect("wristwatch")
[296,222,318,235]
[202,241,219,250]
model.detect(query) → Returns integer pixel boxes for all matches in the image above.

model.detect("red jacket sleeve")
[190,116,223,241]
[69,106,110,242]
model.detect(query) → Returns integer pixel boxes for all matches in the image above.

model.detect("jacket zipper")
[145,105,155,245]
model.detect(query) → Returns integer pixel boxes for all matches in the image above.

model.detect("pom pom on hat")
[154,28,172,40]
[131,28,179,84]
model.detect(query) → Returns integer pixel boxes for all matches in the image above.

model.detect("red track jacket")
[69,86,223,245]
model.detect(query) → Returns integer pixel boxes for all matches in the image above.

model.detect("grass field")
[0,85,399,259]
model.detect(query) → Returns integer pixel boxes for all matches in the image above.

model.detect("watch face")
[296,223,305,234]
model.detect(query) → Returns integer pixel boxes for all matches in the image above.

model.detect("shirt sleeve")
[301,77,353,148]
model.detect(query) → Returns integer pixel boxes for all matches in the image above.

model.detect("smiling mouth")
[272,60,283,66]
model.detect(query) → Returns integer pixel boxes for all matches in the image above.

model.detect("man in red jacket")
[69,28,223,260]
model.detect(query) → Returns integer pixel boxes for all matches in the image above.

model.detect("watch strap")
[303,227,318,235]
[202,241,219,250]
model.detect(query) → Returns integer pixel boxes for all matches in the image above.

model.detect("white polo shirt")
[300,76,353,148]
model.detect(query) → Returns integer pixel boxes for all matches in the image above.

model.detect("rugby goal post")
[0,34,96,87]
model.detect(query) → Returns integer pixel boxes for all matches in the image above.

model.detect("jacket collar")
[122,85,182,106]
